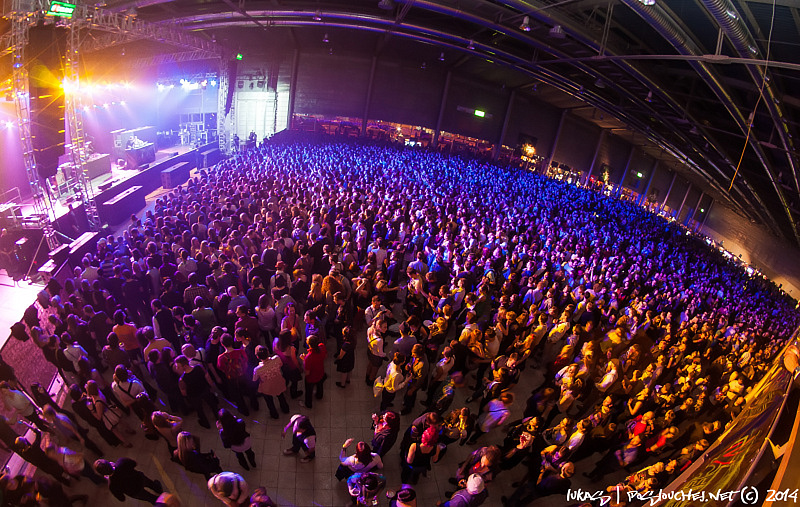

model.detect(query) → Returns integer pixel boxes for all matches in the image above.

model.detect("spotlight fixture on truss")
[645,91,653,103]
[549,25,566,38]
[378,0,394,10]
[467,40,475,50]
[322,33,329,43]
[313,9,322,21]
[438,52,445,62]
[519,16,531,32]
[637,0,656,5]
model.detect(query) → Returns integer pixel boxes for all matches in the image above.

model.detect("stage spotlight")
[103,103,109,108]
[120,100,126,105]
[210,80,217,87]
[520,16,531,32]
[83,105,90,111]
[5,121,14,129]
[323,33,329,43]
[157,83,165,91]
[467,40,475,50]
[438,52,445,62]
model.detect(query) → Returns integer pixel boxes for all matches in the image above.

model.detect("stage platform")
[8,142,220,239]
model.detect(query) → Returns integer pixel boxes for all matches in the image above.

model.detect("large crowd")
[0,131,797,507]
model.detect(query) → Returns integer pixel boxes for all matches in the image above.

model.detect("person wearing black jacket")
[216,408,257,470]
[94,457,163,504]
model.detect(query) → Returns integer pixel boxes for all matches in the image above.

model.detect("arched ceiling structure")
[3,0,800,243]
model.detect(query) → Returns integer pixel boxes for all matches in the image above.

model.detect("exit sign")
[46,0,76,17]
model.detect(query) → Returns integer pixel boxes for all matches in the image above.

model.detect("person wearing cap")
[207,471,249,506]
[436,473,488,507]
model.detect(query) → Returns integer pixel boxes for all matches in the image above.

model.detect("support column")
[676,184,692,220]
[660,172,677,213]
[361,56,378,137]
[584,130,606,185]
[687,192,704,225]
[638,160,658,205]
[699,200,713,231]
[546,109,567,176]
[617,145,635,196]
[493,90,516,161]
[432,71,452,149]
[287,49,300,130]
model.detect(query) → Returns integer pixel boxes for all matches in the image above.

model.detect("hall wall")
[702,204,800,298]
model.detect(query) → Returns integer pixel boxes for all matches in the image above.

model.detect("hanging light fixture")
[313,9,322,21]
[519,16,531,32]
[637,0,656,5]
[467,40,475,50]
[549,25,566,38]
[438,52,445,62]
[322,33,329,43]
[645,91,653,103]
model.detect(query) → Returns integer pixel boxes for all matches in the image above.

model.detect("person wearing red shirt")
[217,334,252,417]
[300,335,327,409]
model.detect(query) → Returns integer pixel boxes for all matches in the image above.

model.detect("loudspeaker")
[28,24,67,180]
[225,61,237,115]
[30,89,65,179]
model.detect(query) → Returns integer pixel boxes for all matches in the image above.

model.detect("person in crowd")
[151,410,184,445]
[300,335,327,408]
[216,408,258,471]
[379,352,410,411]
[4,134,799,506]
[371,410,401,457]
[336,438,384,481]
[437,474,488,507]
[216,333,253,416]
[282,414,316,463]
[273,330,303,399]
[176,354,219,429]
[335,326,356,388]
[207,471,249,507]
[173,430,222,480]
[252,345,290,418]
[95,458,164,504]
[402,426,442,485]
[85,379,134,447]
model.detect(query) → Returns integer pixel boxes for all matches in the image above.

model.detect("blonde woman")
[173,431,221,480]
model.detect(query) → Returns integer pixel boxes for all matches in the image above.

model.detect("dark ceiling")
[3,0,800,244]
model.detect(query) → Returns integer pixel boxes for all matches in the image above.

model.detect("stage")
[3,141,221,239]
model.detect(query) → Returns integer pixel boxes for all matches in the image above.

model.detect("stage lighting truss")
[65,18,100,231]
[8,3,59,249]
[76,5,225,59]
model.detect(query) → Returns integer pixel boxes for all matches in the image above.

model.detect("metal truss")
[65,20,100,231]
[75,5,225,58]
[9,3,58,250]
[127,50,219,69]
[0,32,12,58]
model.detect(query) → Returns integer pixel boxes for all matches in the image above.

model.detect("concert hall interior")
[2,1,800,506]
